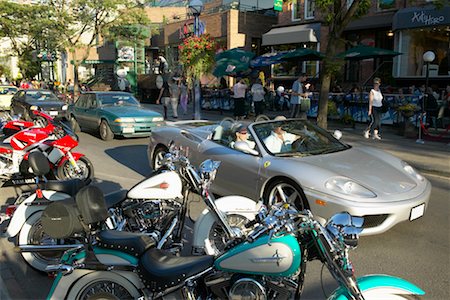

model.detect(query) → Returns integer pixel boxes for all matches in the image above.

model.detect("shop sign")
[274,0,283,11]
[393,6,450,30]
[117,46,135,61]
[179,21,205,39]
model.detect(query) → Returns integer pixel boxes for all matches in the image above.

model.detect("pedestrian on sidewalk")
[169,77,180,118]
[290,73,311,119]
[251,79,266,118]
[233,78,248,120]
[179,78,189,115]
[156,75,171,119]
[364,77,383,140]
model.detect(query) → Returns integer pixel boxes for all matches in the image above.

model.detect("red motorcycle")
[0,110,93,186]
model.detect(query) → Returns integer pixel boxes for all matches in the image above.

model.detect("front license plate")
[410,203,425,221]
[123,127,135,134]
[49,111,58,116]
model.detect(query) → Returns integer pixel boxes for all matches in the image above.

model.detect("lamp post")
[416,51,435,144]
[188,0,204,120]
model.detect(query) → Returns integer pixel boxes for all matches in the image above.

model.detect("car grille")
[362,214,389,228]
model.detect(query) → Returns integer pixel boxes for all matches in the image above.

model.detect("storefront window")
[305,0,315,19]
[271,43,319,78]
[378,0,395,11]
[396,26,450,77]
[292,0,302,21]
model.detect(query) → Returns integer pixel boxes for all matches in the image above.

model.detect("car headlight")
[153,117,164,122]
[325,177,376,198]
[114,117,135,123]
[62,105,68,110]
[402,161,424,182]
[30,105,39,111]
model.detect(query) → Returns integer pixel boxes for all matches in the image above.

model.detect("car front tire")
[70,115,81,133]
[99,120,114,141]
[263,178,309,211]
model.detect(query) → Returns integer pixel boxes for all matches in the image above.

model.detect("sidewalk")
[142,102,450,178]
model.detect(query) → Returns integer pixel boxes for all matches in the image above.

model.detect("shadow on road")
[104,145,152,177]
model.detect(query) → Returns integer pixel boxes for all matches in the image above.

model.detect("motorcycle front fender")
[328,274,425,300]
[6,191,72,238]
[56,152,84,167]
[192,196,259,255]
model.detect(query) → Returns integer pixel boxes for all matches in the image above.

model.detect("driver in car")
[264,122,299,154]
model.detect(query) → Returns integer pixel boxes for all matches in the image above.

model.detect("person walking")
[169,77,180,118]
[290,73,311,119]
[179,78,189,115]
[233,78,248,120]
[364,77,383,140]
[250,79,266,118]
[156,75,171,119]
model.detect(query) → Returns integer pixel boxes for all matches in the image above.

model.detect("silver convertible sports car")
[147,118,431,235]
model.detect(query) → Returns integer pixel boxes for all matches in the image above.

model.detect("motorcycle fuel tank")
[127,171,183,200]
[215,235,301,277]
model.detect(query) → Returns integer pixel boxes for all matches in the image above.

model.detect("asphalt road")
[0,131,449,299]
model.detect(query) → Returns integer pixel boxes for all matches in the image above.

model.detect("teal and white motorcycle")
[44,179,424,299]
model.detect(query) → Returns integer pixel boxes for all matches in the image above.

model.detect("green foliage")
[18,49,41,79]
[178,34,217,86]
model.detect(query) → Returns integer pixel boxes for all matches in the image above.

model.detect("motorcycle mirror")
[199,159,220,174]
[333,130,342,140]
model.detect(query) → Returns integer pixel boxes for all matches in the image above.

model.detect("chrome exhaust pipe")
[45,264,74,275]
[17,244,84,252]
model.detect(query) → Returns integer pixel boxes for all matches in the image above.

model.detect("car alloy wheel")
[264,179,308,211]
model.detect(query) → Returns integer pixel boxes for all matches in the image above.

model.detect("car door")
[83,94,100,129]
[196,135,263,200]
[72,94,90,129]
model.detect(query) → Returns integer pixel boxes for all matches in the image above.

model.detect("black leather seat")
[43,179,86,197]
[104,189,127,208]
[96,230,156,258]
[137,248,214,292]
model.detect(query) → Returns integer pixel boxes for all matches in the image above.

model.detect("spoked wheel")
[263,178,308,210]
[56,156,94,183]
[67,272,141,300]
[152,146,168,171]
[207,214,249,255]
[33,116,47,128]
[18,212,67,272]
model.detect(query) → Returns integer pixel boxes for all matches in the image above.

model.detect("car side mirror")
[333,130,342,140]
[234,141,259,156]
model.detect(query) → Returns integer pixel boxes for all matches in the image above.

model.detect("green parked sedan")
[69,91,164,140]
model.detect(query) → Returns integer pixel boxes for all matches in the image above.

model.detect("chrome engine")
[204,272,296,300]
[108,199,182,244]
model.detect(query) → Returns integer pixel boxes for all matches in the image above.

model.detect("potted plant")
[396,103,418,118]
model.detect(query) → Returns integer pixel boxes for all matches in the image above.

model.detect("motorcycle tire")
[17,211,65,272]
[66,271,141,300]
[55,156,94,184]
[206,214,250,256]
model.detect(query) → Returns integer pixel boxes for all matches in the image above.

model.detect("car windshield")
[25,91,58,102]
[252,119,350,157]
[98,94,140,107]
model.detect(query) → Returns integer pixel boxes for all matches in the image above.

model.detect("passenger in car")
[229,125,255,150]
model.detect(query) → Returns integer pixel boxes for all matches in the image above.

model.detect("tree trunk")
[70,49,80,100]
[317,70,332,129]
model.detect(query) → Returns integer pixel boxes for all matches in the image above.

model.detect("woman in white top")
[233,78,248,120]
[364,77,383,140]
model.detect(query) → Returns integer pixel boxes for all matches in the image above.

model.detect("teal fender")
[328,275,425,300]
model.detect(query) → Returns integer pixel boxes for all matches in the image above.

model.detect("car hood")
[28,100,65,108]
[101,106,162,118]
[300,147,418,196]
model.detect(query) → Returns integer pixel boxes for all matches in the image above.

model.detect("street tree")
[46,0,150,95]
[0,1,63,79]
[314,0,371,129]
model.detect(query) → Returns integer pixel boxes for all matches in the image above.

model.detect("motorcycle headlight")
[30,105,39,111]
[402,161,424,182]
[325,177,376,198]
[325,212,364,249]
[62,105,68,110]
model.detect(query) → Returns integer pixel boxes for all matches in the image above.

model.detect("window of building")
[292,0,302,21]
[377,0,395,11]
[395,26,449,77]
[305,0,315,20]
